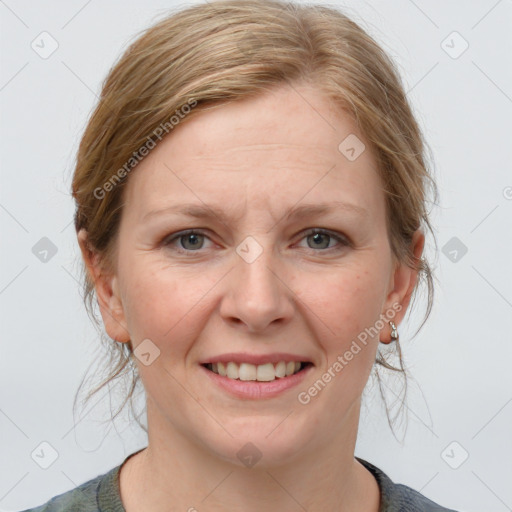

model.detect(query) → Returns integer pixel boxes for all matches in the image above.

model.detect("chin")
[200,415,314,469]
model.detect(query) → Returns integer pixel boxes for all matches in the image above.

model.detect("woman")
[21,0,458,510]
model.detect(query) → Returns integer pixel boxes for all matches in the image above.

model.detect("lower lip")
[200,364,314,399]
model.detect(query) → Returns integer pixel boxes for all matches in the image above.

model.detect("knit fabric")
[20,453,459,511]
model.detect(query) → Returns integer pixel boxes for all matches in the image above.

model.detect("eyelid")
[161,227,350,253]
[161,229,214,250]
[299,228,351,248]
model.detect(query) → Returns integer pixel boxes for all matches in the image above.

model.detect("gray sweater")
[20,454,459,511]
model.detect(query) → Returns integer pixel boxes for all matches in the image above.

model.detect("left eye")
[299,229,348,250]
[161,229,348,253]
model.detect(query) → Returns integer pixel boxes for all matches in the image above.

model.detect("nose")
[219,242,294,333]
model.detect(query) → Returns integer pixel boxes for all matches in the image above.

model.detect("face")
[86,82,422,468]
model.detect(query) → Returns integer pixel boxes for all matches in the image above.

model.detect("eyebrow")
[142,201,368,224]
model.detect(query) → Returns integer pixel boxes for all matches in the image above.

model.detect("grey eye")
[179,232,205,250]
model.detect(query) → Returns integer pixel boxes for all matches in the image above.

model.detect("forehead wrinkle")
[184,142,336,166]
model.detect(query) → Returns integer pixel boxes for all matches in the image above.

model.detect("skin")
[79,82,424,511]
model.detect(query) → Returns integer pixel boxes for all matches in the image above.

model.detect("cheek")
[301,264,388,379]
[307,270,385,409]
[119,261,182,342]
[301,267,386,337]
[119,259,218,347]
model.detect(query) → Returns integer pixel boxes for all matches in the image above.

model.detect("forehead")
[122,83,384,219]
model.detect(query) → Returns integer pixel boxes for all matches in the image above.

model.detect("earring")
[380,321,399,344]
[389,321,399,342]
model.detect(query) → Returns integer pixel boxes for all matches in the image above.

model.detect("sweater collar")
[355,456,401,510]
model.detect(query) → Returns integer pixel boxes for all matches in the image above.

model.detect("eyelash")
[161,228,350,255]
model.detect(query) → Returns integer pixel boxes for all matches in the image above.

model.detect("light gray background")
[1,1,511,510]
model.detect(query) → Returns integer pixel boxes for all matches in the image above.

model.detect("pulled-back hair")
[72,0,438,435]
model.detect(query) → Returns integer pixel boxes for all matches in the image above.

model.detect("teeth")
[226,362,238,379]
[217,362,227,377]
[275,361,286,378]
[256,363,275,382]
[207,361,306,381]
[239,363,257,381]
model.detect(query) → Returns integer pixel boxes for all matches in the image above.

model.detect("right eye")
[161,229,214,254]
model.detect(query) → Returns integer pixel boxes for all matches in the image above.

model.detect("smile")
[203,361,312,382]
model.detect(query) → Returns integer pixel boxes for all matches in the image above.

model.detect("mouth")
[201,361,314,382]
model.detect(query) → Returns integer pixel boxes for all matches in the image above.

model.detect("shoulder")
[356,457,460,512]
[17,464,123,512]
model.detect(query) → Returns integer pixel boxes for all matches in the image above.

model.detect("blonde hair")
[72,0,438,434]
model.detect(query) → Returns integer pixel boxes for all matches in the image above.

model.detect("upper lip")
[199,352,314,366]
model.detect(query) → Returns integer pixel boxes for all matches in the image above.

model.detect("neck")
[120,400,380,511]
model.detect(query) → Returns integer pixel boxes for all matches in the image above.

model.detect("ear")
[380,229,425,342]
[77,229,130,343]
